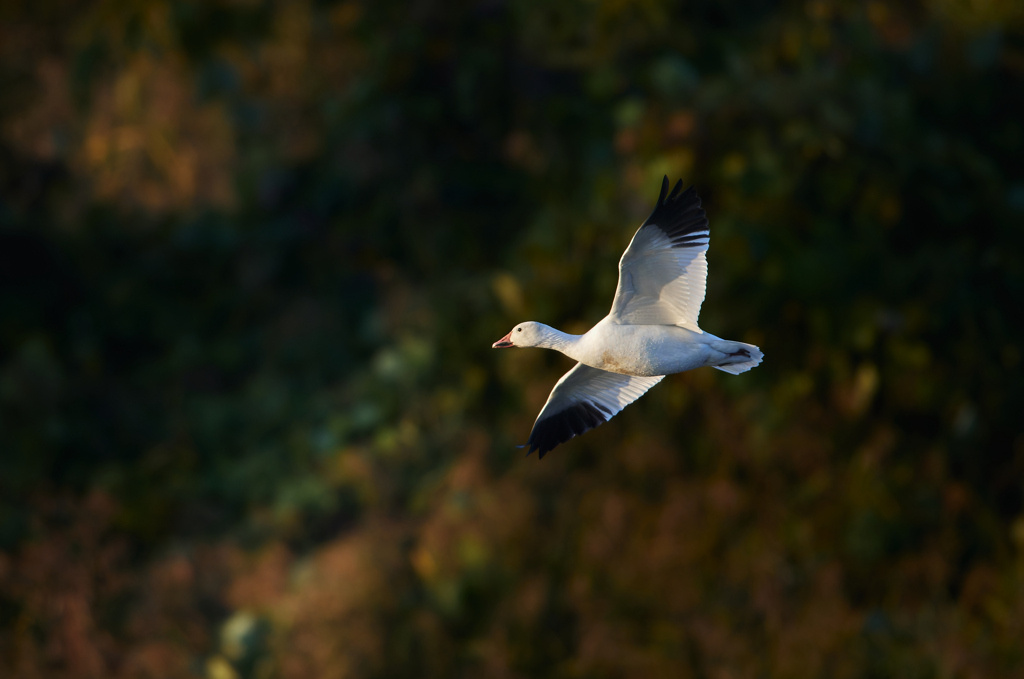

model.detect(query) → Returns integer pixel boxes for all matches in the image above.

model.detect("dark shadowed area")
[2,1,1023,677]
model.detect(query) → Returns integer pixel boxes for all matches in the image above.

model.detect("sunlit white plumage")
[610,191,709,329]
[493,177,763,457]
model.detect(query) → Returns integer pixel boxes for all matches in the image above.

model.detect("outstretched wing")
[526,363,664,458]
[609,176,710,331]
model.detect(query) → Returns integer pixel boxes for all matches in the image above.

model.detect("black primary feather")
[641,176,708,248]
[526,402,611,458]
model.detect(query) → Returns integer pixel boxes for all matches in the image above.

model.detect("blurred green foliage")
[1,0,1023,677]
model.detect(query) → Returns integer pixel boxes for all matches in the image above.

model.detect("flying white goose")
[493,177,763,458]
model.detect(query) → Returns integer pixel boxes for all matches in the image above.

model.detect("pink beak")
[492,331,514,348]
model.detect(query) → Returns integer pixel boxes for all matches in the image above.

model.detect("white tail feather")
[710,340,763,375]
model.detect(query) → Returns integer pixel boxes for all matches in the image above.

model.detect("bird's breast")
[578,335,661,377]
[595,349,643,375]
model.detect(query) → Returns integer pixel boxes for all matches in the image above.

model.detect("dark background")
[1,1,1023,677]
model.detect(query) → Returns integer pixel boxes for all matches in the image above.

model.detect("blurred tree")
[1,0,1023,677]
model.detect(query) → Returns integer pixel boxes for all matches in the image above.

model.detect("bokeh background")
[2,0,1023,677]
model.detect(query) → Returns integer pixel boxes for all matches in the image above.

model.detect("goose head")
[492,322,548,349]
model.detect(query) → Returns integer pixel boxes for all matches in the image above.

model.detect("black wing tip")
[525,402,609,460]
[656,176,688,205]
[643,177,706,238]
[653,176,699,206]
[667,177,684,202]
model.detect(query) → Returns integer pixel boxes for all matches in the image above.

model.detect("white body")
[545,320,751,378]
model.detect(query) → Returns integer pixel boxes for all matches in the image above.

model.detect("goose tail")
[710,340,763,375]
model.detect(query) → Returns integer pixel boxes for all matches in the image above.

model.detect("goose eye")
[517,328,522,332]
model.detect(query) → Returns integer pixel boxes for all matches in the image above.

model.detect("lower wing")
[526,363,664,458]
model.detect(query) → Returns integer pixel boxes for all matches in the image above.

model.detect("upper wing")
[609,177,710,330]
[526,363,664,458]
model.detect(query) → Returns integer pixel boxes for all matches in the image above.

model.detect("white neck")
[537,325,583,358]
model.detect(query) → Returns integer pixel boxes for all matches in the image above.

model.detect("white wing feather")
[609,179,710,331]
